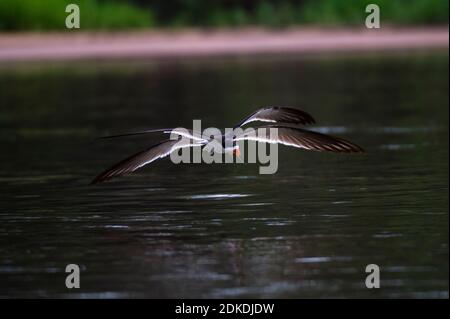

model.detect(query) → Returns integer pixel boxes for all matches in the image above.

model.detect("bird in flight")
[91,106,364,184]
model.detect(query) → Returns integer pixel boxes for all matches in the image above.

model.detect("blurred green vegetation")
[0,0,448,31]
[301,0,449,25]
[0,0,153,30]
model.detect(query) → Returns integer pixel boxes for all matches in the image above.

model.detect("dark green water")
[0,52,448,298]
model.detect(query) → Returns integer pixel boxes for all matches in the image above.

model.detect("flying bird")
[91,107,364,184]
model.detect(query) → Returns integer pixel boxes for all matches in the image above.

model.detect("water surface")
[0,52,448,298]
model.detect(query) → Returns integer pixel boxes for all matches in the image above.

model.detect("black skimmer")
[91,106,363,184]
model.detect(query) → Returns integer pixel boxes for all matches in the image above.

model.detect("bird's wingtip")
[89,175,105,185]
[89,179,99,185]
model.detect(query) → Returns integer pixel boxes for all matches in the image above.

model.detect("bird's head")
[232,145,241,157]
[224,144,240,157]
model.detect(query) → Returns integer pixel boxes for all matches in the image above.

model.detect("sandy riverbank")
[0,27,448,62]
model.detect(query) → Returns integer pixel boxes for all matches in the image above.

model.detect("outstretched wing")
[234,107,316,128]
[234,125,364,153]
[99,128,206,142]
[91,139,204,184]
